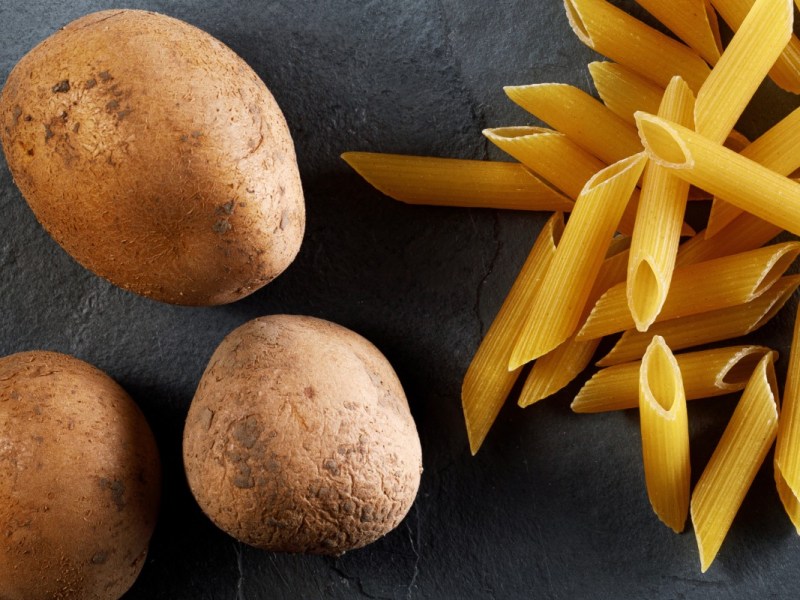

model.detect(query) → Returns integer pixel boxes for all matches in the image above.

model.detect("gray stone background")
[2,1,800,598]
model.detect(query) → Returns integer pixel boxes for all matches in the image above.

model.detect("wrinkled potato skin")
[0,351,161,600]
[0,10,305,305]
[183,315,423,555]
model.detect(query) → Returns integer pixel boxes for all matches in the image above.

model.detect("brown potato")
[0,351,161,600]
[0,10,305,305]
[183,315,423,555]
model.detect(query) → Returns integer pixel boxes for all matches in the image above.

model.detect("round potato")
[0,351,161,600]
[0,10,305,305]
[183,315,422,555]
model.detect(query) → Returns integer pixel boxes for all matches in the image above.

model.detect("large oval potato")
[0,351,161,599]
[0,10,305,305]
[183,315,423,555]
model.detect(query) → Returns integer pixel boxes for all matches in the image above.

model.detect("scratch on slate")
[233,542,245,600]
[474,212,502,338]
[328,560,391,600]
[405,504,421,599]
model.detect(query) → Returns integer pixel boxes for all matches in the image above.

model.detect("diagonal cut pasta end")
[715,348,778,392]
[582,152,647,196]
[775,460,800,535]
[635,112,694,170]
[563,0,595,48]
[628,256,667,332]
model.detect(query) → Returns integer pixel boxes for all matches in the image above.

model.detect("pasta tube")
[633,0,721,64]
[509,154,647,368]
[691,353,779,572]
[597,275,800,366]
[635,112,800,237]
[340,152,573,211]
[504,83,642,164]
[639,336,690,533]
[573,345,774,413]
[461,213,563,455]
[580,242,800,340]
[588,61,663,125]
[564,0,711,93]
[775,303,800,528]
[627,76,695,331]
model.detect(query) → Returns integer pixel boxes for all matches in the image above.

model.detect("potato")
[0,10,304,305]
[183,315,422,554]
[0,351,161,600]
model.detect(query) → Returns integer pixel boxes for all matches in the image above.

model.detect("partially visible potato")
[0,10,305,305]
[183,315,423,555]
[0,351,161,600]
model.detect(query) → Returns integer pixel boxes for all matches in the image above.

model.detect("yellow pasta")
[509,153,647,368]
[565,0,711,93]
[340,152,573,212]
[597,275,800,366]
[573,345,774,413]
[627,76,695,331]
[519,246,630,406]
[694,0,792,145]
[691,353,779,572]
[504,83,642,164]
[639,336,690,533]
[636,112,800,237]
[633,0,721,64]
[483,127,605,200]
[483,126,643,235]
[710,0,800,93]
[775,303,800,526]
[706,105,800,237]
[579,242,800,340]
[588,61,663,124]
[675,211,781,267]
[461,213,563,455]
[775,468,800,534]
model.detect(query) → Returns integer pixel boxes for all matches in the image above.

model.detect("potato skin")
[183,315,423,554]
[0,351,161,600]
[0,10,305,305]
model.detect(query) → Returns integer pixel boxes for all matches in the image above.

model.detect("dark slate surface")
[2,1,800,598]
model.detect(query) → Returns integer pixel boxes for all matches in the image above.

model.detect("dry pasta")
[597,275,800,366]
[509,154,647,368]
[579,242,800,340]
[639,336,690,533]
[633,0,721,64]
[565,0,711,93]
[573,345,774,413]
[694,0,792,145]
[340,152,573,211]
[710,0,800,93]
[504,83,642,164]
[690,353,779,572]
[775,303,800,525]
[627,76,694,331]
[519,246,630,406]
[588,61,663,124]
[461,213,563,455]
[636,112,800,237]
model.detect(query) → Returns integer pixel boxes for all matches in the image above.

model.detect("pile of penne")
[343,0,800,572]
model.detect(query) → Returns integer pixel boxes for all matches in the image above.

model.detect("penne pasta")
[597,275,800,366]
[775,303,800,524]
[627,77,695,331]
[691,353,779,572]
[639,336,690,533]
[706,106,800,237]
[340,152,574,212]
[461,213,563,455]
[518,246,630,406]
[573,345,774,413]
[710,0,800,93]
[633,0,721,64]
[694,0,792,145]
[483,126,642,235]
[579,242,800,340]
[565,0,711,93]
[509,153,647,368]
[504,84,642,165]
[775,468,800,534]
[705,0,724,52]
[636,112,800,237]
[588,61,663,125]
